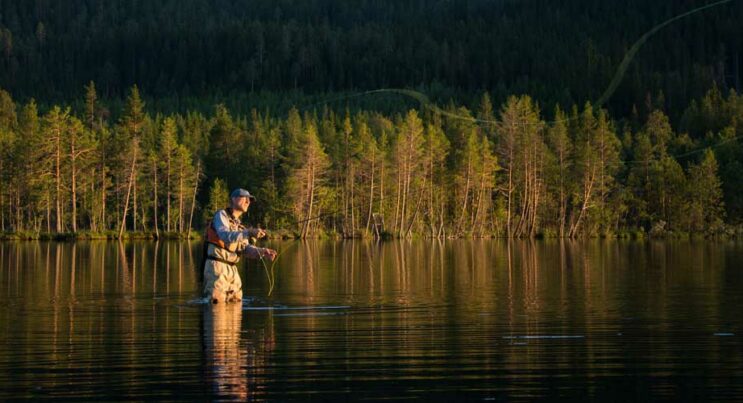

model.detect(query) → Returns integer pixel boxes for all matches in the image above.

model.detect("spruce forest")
[0,0,742,238]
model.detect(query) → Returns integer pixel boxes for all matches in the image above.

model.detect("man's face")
[232,196,251,212]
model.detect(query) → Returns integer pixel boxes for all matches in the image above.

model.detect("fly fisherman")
[204,188,277,303]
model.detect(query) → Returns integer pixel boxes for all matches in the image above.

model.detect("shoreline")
[0,231,199,241]
[1,228,741,241]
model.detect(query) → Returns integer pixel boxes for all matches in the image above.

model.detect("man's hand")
[260,248,278,262]
[244,245,278,261]
[247,227,267,239]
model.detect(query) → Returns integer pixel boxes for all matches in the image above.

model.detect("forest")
[0,0,741,116]
[0,84,740,238]
[0,0,742,238]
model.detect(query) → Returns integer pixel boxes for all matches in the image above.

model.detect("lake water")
[1,240,742,401]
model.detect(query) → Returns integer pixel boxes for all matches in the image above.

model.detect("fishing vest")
[204,208,245,265]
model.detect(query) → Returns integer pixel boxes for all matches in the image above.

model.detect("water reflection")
[0,241,204,301]
[203,303,247,399]
[202,303,277,401]
[0,240,742,400]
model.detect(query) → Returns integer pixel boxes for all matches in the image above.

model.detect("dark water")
[1,240,742,401]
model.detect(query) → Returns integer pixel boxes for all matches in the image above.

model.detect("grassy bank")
[2,225,742,241]
[0,231,200,241]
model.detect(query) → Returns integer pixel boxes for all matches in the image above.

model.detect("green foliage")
[204,178,229,222]
[0,83,740,238]
[685,149,725,233]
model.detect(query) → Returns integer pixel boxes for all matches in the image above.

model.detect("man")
[204,188,277,303]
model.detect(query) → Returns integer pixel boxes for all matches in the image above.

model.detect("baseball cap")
[230,188,256,201]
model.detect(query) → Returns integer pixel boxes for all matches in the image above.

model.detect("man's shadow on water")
[200,302,275,401]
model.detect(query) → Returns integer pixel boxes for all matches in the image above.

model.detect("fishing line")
[256,243,288,296]
[283,196,389,227]
[252,196,392,293]
[292,0,738,162]
[301,0,735,126]
[253,238,300,297]
[595,0,735,108]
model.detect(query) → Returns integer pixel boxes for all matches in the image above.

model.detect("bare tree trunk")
[405,190,423,238]
[89,175,97,232]
[506,150,513,237]
[46,188,51,233]
[598,130,606,233]
[140,197,148,233]
[569,165,596,238]
[178,166,184,233]
[71,159,77,232]
[70,133,80,233]
[456,159,471,235]
[437,159,446,238]
[302,164,316,238]
[187,162,200,239]
[472,173,485,237]
[365,153,375,231]
[393,167,401,235]
[350,164,356,236]
[115,177,120,232]
[13,190,19,231]
[166,152,171,233]
[341,172,347,235]
[379,158,385,217]
[153,157,159,238]
[100,166,106,231]
[402,145,415,238]
[558,149,566,238]
[399,157,409,238]
[530,149,543,237]
[55,125,62,233]
[119,143,138,238]
[133,173,138,232]
[428,151,435,237]
[515,150,530,238]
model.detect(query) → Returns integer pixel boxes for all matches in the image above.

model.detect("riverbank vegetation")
[0,85,741,239]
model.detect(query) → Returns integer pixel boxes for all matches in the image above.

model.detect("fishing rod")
[247,198,375,296]
[254,192,394,229]
[285,205,357,227]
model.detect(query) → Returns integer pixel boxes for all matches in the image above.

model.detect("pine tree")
[392,110,425,236]
[591,109,622,235]
[685,149,724,232]
[41,106,70,233]
[84,81,97,131]
[67,115,97,232]
[204,178,229,222]
[205,104,244,189]
[14,100,41,231]
[160,117,179,232]
[117,86,147,236]
[0,89,18,231]
[423,114,450,237]
[284,115,330,237]
[546,106,572,237]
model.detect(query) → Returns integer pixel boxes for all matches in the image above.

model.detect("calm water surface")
[1,240,742,401]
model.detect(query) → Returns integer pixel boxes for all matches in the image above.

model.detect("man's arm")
[212,210,249,244]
